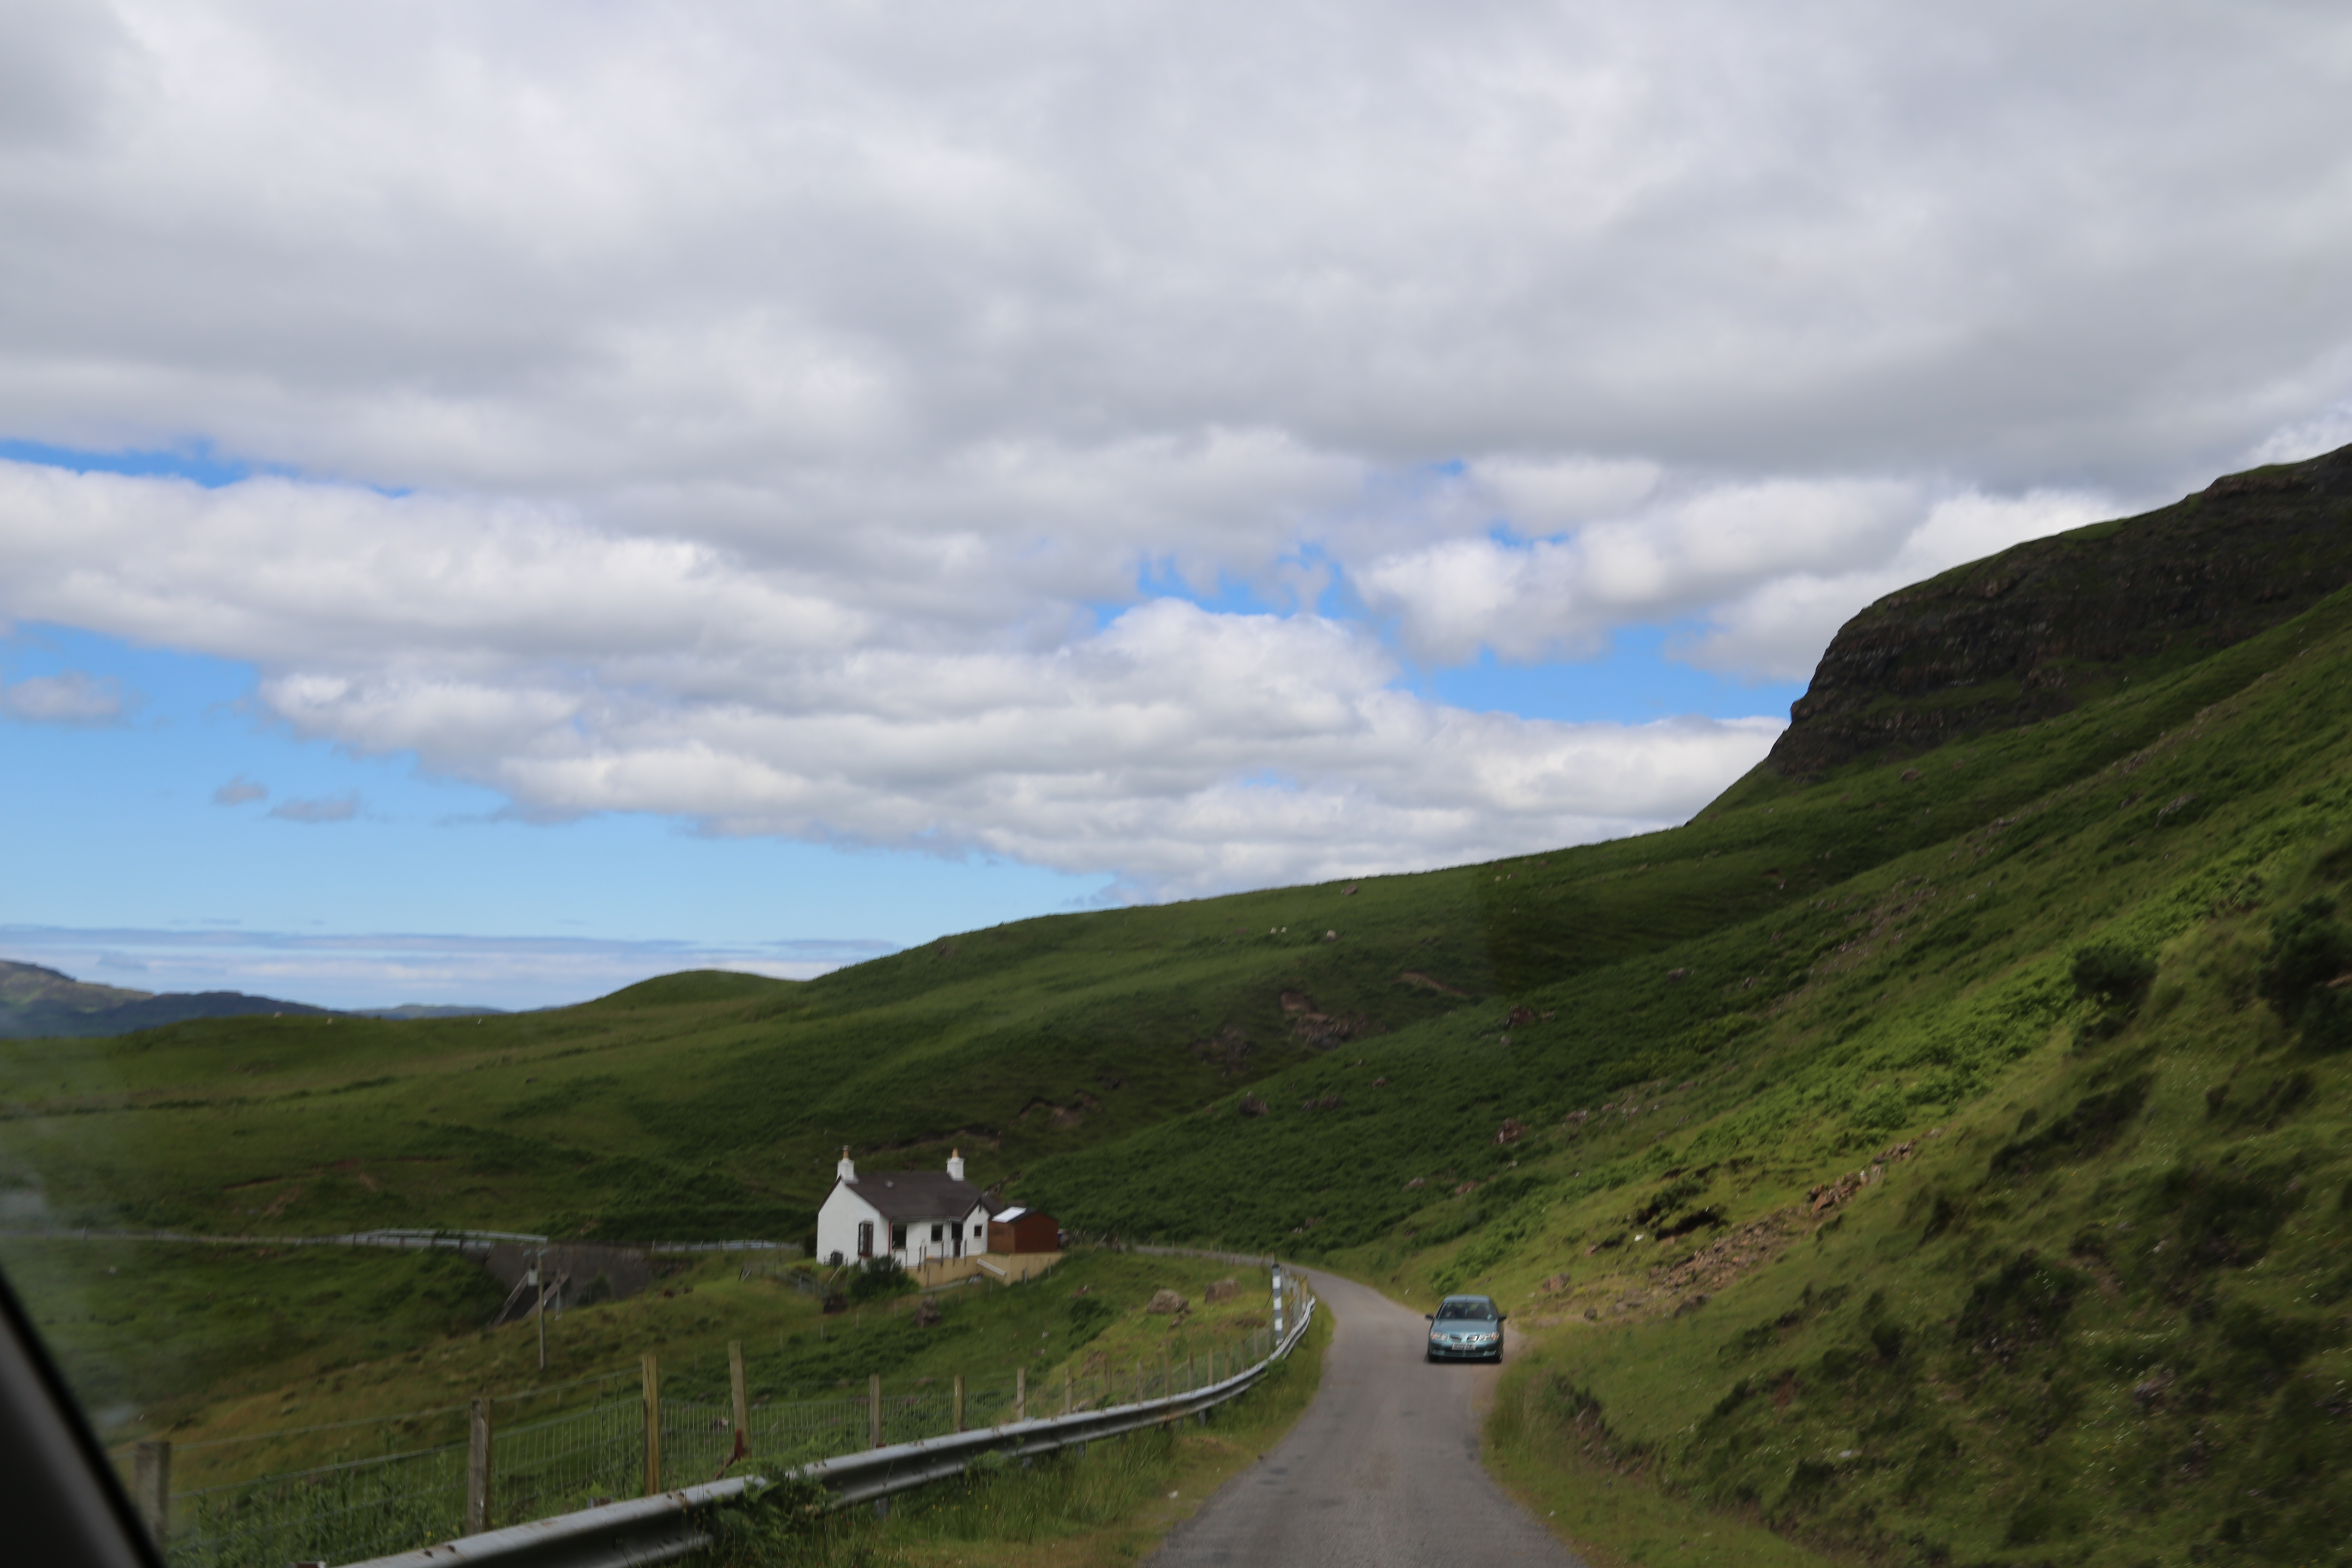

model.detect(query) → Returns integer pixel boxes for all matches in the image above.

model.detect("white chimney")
[946,1148,965,1182]
[836,1145,857,1183]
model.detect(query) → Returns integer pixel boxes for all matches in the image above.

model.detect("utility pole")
[535,1242,548,1372]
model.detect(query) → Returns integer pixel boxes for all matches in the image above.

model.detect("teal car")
[1424,1294,1506,1362]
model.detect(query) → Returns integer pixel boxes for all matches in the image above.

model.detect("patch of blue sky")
[0,437,416,497]
[1124,542,1354,625]
[1129,557,1280,618]
[0,627,1112,1006]
[0,437,282,488]
[1408,624,1806,726]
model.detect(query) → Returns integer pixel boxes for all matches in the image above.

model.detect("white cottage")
[815,1148,992,1271]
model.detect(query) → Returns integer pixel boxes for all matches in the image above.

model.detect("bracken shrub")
[2257,897,2352,1026]
[846,1256,910,1303]
[2070,942,2157,1048]
[2071,942,2158,1010]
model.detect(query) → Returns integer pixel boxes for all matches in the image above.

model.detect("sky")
[4,1,2351,1010]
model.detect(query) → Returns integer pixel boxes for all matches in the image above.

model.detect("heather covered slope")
[1019,579,2352,1254]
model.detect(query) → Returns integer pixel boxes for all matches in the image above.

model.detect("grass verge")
[1485,1342,1847,1568]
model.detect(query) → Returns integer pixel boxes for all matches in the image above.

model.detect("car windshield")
[1436,1300,1496,1321]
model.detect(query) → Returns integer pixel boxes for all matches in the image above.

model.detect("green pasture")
[0,1238,505,1438]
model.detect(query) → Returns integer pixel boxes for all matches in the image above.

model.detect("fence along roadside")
[340,1277,1317,1568]
[128,1270,1312,1567]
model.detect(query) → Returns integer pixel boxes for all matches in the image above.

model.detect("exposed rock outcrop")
[1765,443,2352,780]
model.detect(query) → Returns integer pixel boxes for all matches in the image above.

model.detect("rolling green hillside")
[7,447,2352,1562]
[1,883,1514,1241]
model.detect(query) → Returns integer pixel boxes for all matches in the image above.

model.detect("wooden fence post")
[869,1373,882,1448]
[952,1373,965,1433]
[1015,1367,1026,1423]
[641,1353,662,1495]
[131,1440,169,1548]
[466,1399,493,1534]
[728,1341,749,1461]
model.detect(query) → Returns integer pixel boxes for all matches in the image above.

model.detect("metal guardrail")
[329,1477,756,1568]
[343,1286,1315,1568]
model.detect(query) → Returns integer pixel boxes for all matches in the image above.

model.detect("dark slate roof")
[839,1172,988,1222]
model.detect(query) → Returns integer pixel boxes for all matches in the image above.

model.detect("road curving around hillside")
[1148,1268,1588,1568]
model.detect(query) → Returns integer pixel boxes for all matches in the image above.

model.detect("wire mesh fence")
[661,1396,741,1485]
[167,1439,469,1568]
[960,1371,1021,1428]
[738,1257,830,1292]
[745,1391,869,1466]
[493,1392,644,1525]
[137,1271,1309,1566]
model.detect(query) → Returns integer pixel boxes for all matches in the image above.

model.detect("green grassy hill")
[7,445,2352,1562]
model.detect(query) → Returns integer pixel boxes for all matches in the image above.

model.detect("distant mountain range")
[0,960,500,1038]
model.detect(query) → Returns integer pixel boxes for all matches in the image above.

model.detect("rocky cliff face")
[1766,442,2352,780]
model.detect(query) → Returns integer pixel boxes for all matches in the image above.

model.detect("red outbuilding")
[987,1206,1060,1254]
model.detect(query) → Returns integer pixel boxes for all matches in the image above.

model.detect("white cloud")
[3,3,2351,902]
[4,3,2350,494]
[212,774,266,805]
[0,668,128,725]
[1354,475,1927,665]
[268,792,360,824]
[1678,490,2116,679]
[0,463,1780,892]
[0,0,134,153]
[2250,398,2352,469]
[1470,459,1666,533]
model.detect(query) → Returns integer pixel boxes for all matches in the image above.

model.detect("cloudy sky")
[4,0,2350,1008]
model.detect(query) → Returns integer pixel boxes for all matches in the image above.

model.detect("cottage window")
[930,1222,943,1242]
[891,1221,908,1251]
[856,1220,873,1259]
